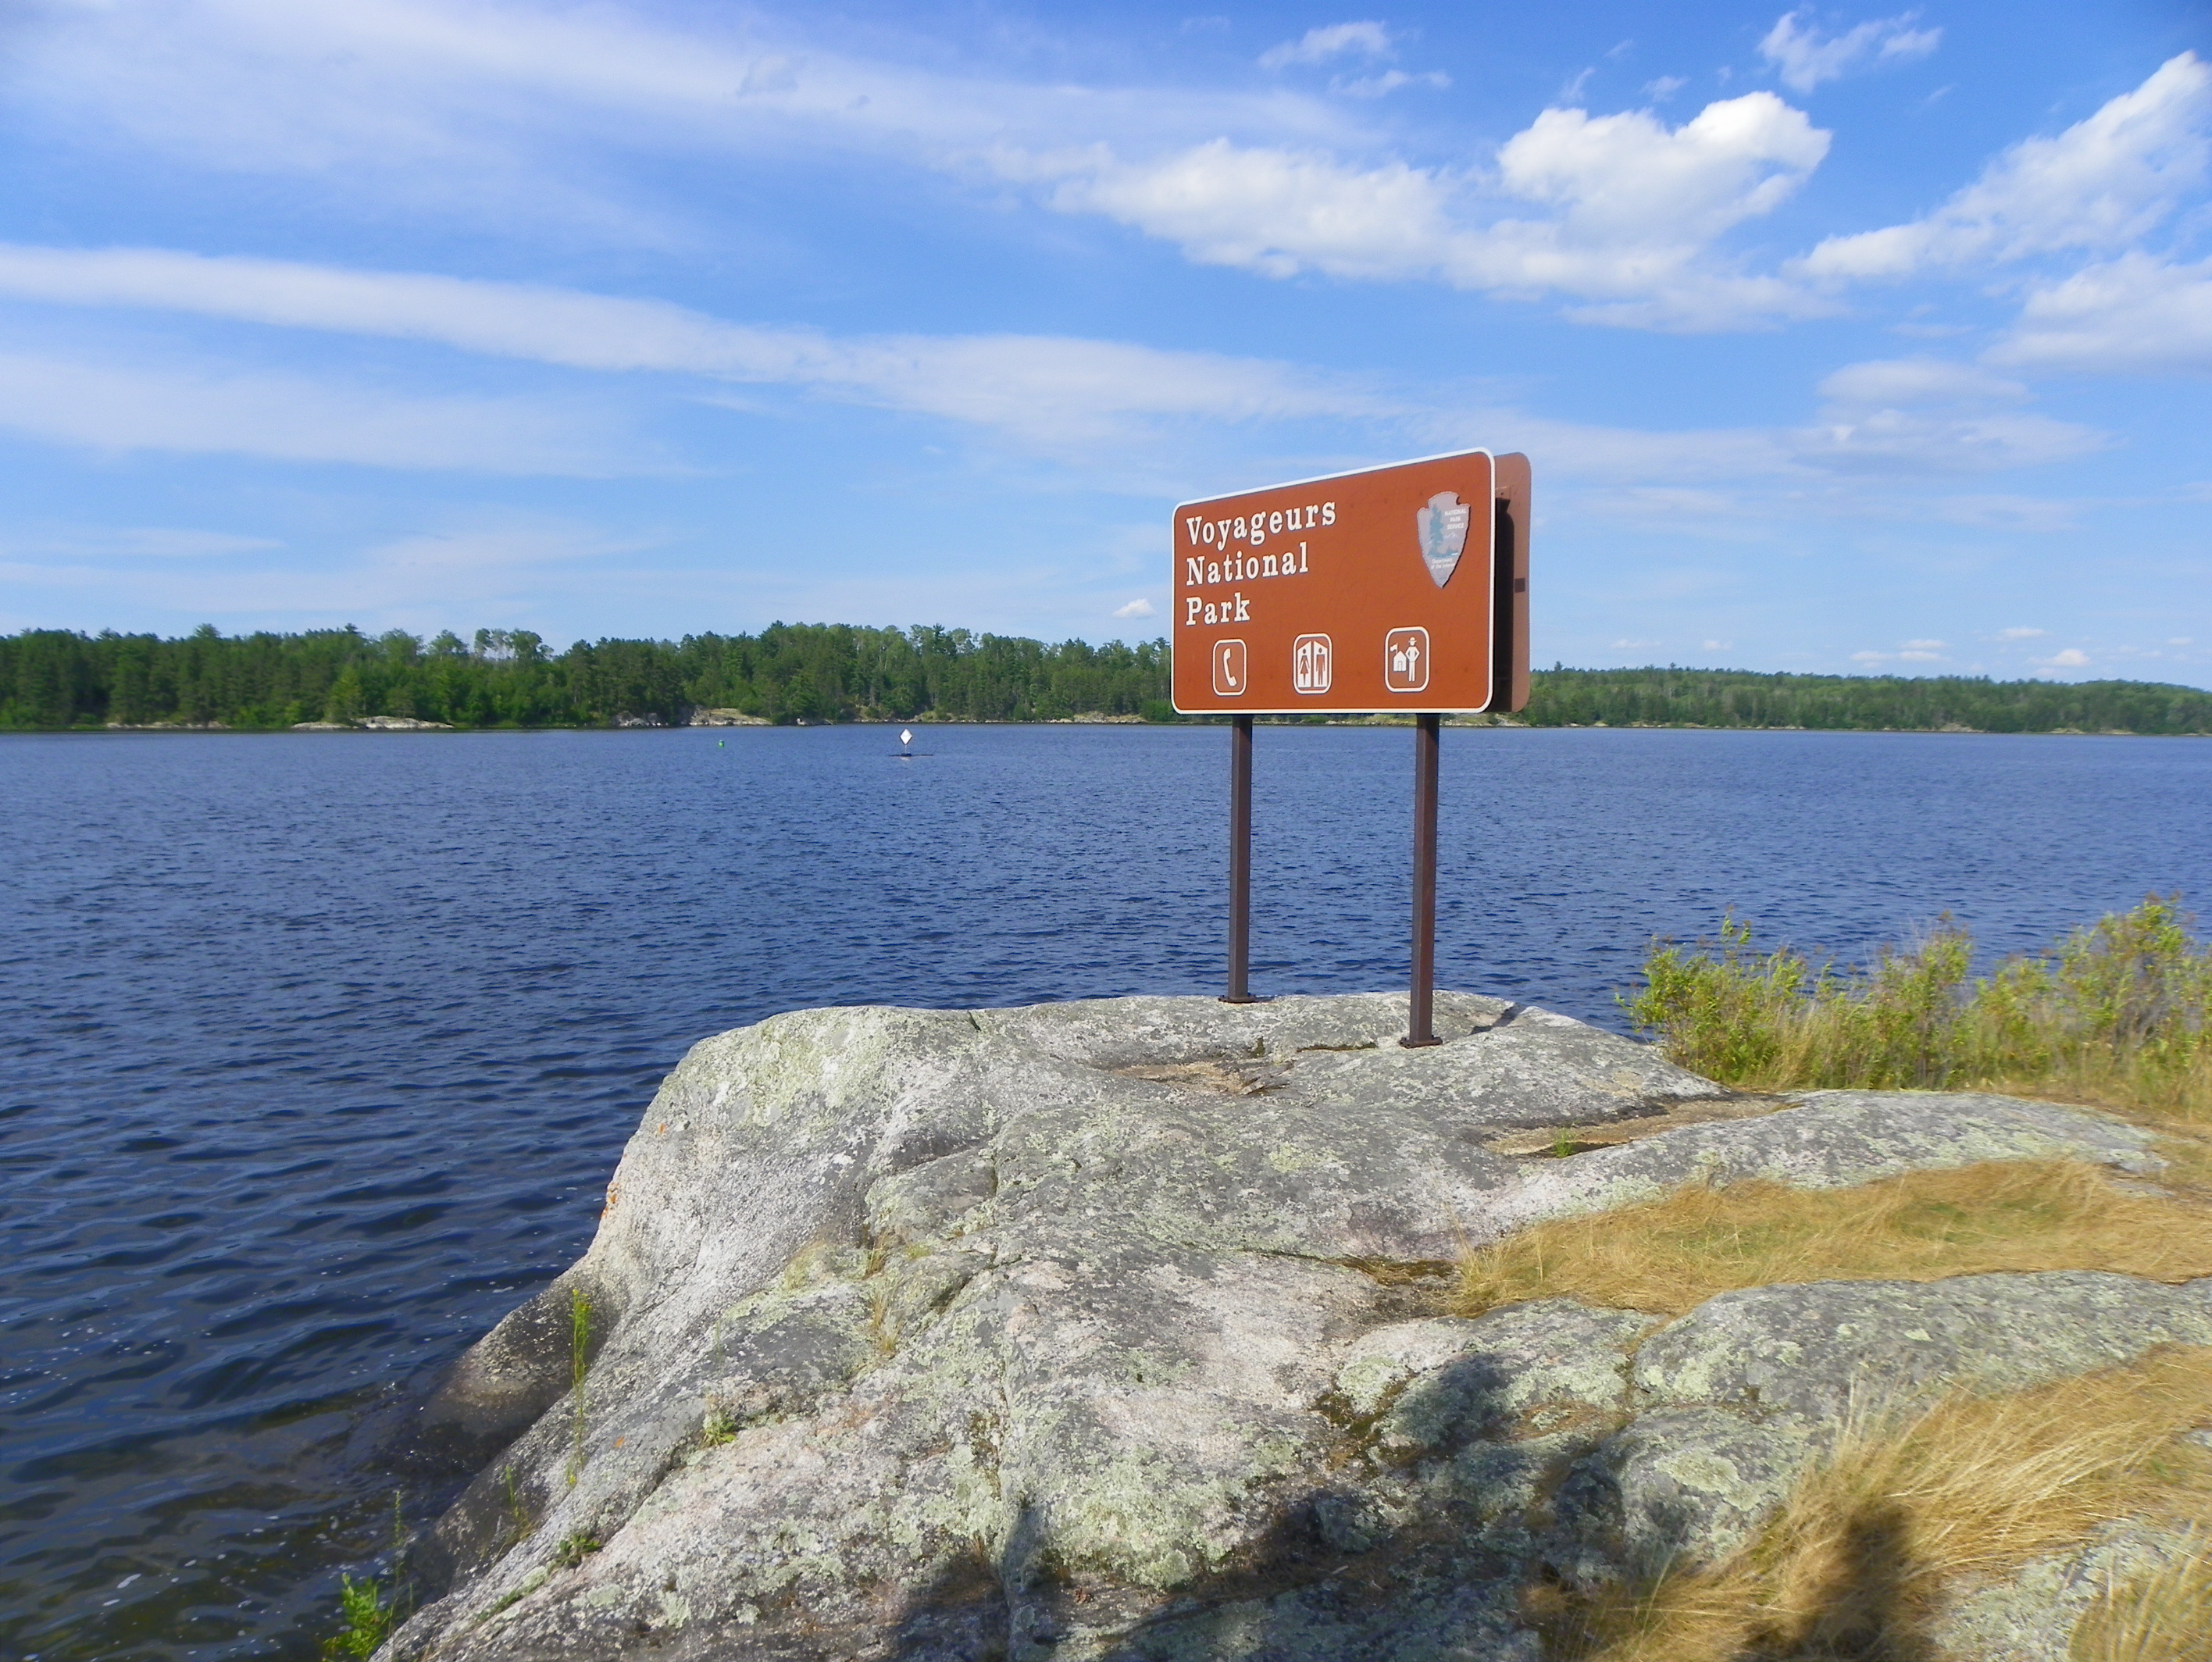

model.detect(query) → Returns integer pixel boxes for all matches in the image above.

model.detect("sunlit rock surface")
[379,993,2193,1662]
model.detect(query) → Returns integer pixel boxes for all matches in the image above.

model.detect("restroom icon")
[1291,633,1333,694]
[1212,639,1249,697]
[1383,627,1429,694]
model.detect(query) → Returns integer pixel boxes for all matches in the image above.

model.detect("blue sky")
[2,0,2207,683]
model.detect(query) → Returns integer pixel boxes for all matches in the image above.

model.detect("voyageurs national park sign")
[1171,447,1533,1040]
[1170,449,1530,715]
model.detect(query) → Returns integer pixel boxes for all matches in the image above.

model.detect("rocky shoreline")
[372,993,2209,1662]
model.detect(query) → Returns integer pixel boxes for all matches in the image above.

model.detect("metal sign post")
[1404,713,1441,1046]
[1172,449,1529,1031]
[1222,715,1259,1004]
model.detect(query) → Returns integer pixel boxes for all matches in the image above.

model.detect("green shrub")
[1626,897,2212,1118]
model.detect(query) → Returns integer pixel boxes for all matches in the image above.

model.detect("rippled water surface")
[5,724,2210,1659]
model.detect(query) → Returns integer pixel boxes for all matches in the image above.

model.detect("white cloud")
[758,333,1388,447]
[15,1,1828,329]
[1645,76,1688,103]
[1855,639,1950,664]
[1758,10,1940,94]
[1111,597,1155,619]
[0,351,636,473]
[1998,626,2047,639]
[1817,358,2025,407]
[0,245,1802,487]
[1577,484,1744,520]
[1496,95,1828,245]
[1047,142,1461,283]
[1489,94,1834,327]
[1802,53,2210,280]
[1796,410,2100,473]
[1989,252,2212,376]
[0,244,2125,503]
[1800,357,2102,473]
[1936,495,2077,531]
[0,244,772,373]
[1338,70,1450,98]
[0,245,1389,451]
[1048,91,1832,327]
[1408,405,1805,487]
[1259,22,1394,70]
[0,515,655,632]
[0,525,284,560]
[368,523,633,583]
[2038,647,2092,668]
[25,0,963,159]
[16,0,1362,236]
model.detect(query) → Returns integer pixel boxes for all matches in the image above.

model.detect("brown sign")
[1171,449,1529,714]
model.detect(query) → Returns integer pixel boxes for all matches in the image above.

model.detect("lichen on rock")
[373,993,2203,1662]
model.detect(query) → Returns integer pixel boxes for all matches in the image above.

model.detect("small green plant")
[552,1531,602,1569]
[701,1401,740,1446]
[567,1285,593,1488]
[501,1463,532,1546]
[320,1573,394,1660]
[323,1485,413,1656]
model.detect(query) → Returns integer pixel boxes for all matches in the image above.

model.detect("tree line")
[0,624,1171,729]
[1526,665,2212,736]
[2,626,2207,734]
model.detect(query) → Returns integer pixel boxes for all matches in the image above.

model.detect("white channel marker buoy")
[900,728,913,757]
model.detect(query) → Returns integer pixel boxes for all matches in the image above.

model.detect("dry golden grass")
[2071,1530,2212,1662]
[1943,1053,2212,1129]
[1539,1348,2212,1662]
[1456,1159,2212,1319]
[2137,1118,2212,1204]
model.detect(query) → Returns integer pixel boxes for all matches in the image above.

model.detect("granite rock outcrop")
[376,993,2199,1662]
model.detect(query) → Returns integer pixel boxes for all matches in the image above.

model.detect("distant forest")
[1,624,1169,729]
[3,625,2209,735]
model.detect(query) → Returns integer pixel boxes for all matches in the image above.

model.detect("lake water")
[4,724,2209,1659]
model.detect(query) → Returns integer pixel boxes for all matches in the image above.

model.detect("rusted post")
[1222,715,1260,1004]
[1403,713,1441,1046]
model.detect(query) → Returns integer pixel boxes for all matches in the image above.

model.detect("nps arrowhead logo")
[1415,491,1471,588]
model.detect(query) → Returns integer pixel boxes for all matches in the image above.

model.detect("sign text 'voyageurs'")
[1169,448,1529,715]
